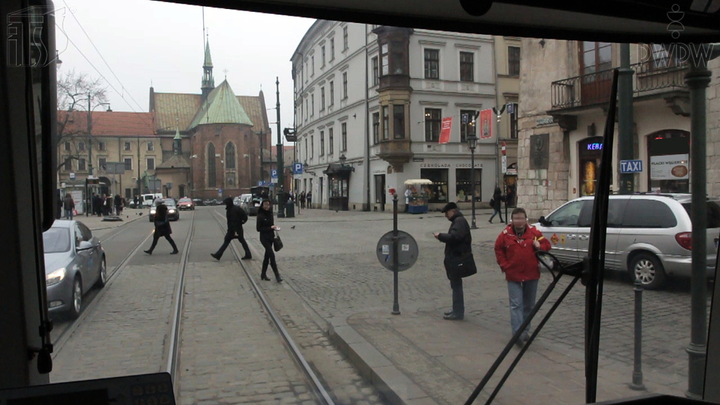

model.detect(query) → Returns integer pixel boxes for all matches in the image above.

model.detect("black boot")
[169,239,179,254]
[144,250,152,255]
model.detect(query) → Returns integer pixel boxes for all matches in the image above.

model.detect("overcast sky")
[55,0,314,140]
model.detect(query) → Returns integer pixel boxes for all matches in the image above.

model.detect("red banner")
[439,117,453,144]
[479,109,493,139]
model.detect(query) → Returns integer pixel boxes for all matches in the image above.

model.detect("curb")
[327,317,439,405]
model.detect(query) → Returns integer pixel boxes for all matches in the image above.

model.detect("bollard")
[630,278,646,390]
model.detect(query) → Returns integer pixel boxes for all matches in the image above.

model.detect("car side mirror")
[538,216,551,227]
[77,240,93,251]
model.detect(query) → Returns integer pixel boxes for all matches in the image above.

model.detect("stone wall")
[708,57,720,198]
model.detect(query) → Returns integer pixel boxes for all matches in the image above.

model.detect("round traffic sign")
[376,230,418,272]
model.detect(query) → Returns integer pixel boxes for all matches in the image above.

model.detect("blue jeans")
[450,277,464,316]
[489,207,503,222]
[507,279,539,337]
[64,209,73,220]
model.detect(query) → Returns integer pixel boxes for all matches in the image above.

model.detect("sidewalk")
[68,208,147,231]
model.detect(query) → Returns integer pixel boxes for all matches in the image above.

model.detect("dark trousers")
[215,229,251,258]
[489,207,504,223]
[260,238,280,280]
[450,277,464,316]
[147,233,178,253]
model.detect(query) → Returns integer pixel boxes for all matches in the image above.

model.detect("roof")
[190,80,253,128]
[58,110,156,137]
[156,154,191,170]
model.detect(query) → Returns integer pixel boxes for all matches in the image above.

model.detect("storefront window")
[421,168,448,203]
[648,130,690,193]
[455,169,481,202]
[578,137,604,196]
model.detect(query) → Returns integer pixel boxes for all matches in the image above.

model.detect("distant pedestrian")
[404,186,413,213]
[114,194,123,216]
[488,187,505,224]
[494,207,551,347]
[144,203,179,255]
[256,199,282,282]
[306,191,312,208]
[63,193,75,220]
[433,202,473,321]
[211,197,252,260]
[300,191,306,209]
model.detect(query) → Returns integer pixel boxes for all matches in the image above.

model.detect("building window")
[311,56,315,76]
[420,168,448,203]
[341,123,347,152]
[381,44,389,76]
[424,49,439,79]
[460,52,474,82]
[393,105,405,139]
[207,143,216,188]
[460,109,477,142]
[330,38,335,60]
[382,106,389,140]
[329,81,334,106]
[146,157,155,171]
[320,131,325,156]
[455,168,482,202]
[424,108,441,142]
[508,46,520,76]
[311,94,315,116]
[305,99,309,120]
[124,157,132,171]
[509,103,518,139]
[311,136,314,158]
[124,141,131,151]
[372,112,380,144]
[78,141,85,151]
[329,127,334,155]
[305,138,308,161]
[321,87,325,111]
[98,141,106,151]
[63,156,71,171]
[391,41,404,74]
[372,56,379,86]
[78,158,86,171]
[342,72,348,99]
[321,45,326,67]
[147,142,154,151]
[343,26,348,50]
[98,157,106,171]
[64,142,70,151]
[225,142,236,169]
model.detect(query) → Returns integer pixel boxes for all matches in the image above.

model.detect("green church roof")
[204,40,213,67]
[190,80,254,128]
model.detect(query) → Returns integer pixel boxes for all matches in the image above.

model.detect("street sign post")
[271,169,278,184]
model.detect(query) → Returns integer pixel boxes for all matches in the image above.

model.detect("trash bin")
[285,200,295,218]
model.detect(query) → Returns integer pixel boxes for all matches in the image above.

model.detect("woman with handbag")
[256,199,282,282]
[144,203,179,255]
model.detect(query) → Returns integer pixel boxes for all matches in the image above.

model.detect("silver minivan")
[535,194,720,289]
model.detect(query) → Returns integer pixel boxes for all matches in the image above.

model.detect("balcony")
[550,58,689,112]
[375,139,413,170]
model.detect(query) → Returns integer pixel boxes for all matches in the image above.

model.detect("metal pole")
[87,94,93,178]
[392,193,400,315]
[685,55,711,400]
[471,146,477,229]
[630,279,646,390]
[618,43,635,194]
[276,78,285,218]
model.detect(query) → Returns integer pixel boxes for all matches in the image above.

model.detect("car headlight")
[150,209,156,215]
[46,268,66,286]
[169,209,176,213]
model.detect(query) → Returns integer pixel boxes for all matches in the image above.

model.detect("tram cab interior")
[2,0,720,403]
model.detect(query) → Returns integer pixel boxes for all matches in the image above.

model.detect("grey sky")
[55,0,314,140]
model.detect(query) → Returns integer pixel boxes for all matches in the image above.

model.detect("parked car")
[43,220,106,319]
[149,198,180,222]
[178,197,195,211]
[535,193,720,289]
[234,194,255,215]
[192,198,204,207]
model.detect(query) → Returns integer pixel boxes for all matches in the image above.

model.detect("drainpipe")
[364,24,371,211]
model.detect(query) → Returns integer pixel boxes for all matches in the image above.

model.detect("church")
[149,39,273,200]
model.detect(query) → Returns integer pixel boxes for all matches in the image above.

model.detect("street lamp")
[339,153,347,166]
[466,134,478,229]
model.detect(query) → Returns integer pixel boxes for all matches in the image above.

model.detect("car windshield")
[179,198,191,203]
[43,228,71,253]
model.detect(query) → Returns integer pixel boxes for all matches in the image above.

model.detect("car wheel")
[96,256,107,288]
[630,252,666,290]
[69,276,82,319]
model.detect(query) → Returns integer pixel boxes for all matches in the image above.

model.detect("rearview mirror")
[77,241,93,251]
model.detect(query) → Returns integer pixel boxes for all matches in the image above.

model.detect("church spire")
[173,116,182,155]
[201,35,215,101]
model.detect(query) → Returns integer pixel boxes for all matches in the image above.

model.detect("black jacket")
[438,211,472,259]
[154,214,172,237]
[227,205,248,232]
[256,208,274,241]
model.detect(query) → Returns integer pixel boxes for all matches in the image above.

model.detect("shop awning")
[323,163,355,177]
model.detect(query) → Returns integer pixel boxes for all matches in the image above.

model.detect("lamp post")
[467,134,478,229]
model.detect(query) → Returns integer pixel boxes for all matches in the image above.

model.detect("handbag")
[273,231,283,252]
[444,253,477,279]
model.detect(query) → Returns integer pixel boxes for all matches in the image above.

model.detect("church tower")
[201,39,215,101]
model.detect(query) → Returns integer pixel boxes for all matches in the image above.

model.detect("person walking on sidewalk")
[114,194,123,216]
[306,191,312,209]
[488,186,505,224]
[256,199,282,282]
[494,207,551,347]
[433,202,472,321]
[144,203,179,255]
[63,193,75,220]
[211,197,252,260]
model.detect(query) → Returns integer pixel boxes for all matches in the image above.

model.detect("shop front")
[578,137,605,196]
[324,161,354,211]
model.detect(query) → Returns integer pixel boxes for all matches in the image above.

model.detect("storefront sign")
[586,142,603,151]
[651,154,689,180]
[420,162,483,168]
[537,117,554,126]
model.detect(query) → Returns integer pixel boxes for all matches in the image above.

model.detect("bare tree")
[56,70,108,170]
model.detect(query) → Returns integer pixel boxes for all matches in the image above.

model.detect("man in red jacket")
[494,207,551,347]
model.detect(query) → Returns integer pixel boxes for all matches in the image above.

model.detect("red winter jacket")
[494,224,551,282]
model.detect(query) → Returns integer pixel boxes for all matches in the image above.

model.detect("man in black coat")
[211,197,252,260]
[433,202,472,321]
